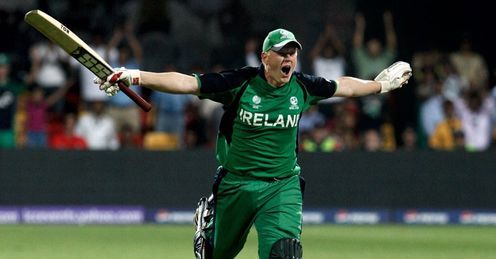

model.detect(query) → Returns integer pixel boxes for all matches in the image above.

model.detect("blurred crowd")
[1,1,495,152]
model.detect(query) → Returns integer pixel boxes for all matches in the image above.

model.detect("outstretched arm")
[140,71,199,95]
[95,69,200,96]
[334,61,412,97]
[334,77,381,97]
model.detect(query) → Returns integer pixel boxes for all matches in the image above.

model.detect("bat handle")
[118,82,152,112]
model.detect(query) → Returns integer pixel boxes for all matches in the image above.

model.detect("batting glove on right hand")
[93,67,141,96]
[375,61,412,93]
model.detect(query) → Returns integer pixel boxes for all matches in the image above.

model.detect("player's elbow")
[176,73,200,95]
[334,77,357,97]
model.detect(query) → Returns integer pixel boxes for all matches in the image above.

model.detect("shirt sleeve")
[295,72,337,105]
[196,66,259,105]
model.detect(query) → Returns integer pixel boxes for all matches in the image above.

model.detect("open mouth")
[281,65,291,75]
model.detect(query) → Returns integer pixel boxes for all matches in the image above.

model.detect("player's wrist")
[378,81,391,93]
[128,69,141,86]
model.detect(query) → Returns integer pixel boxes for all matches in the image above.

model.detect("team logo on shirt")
[251,95,261,109]
[289,96,299,110]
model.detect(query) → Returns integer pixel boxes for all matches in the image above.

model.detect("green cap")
[262,28,302,52]
[0,53,10,65]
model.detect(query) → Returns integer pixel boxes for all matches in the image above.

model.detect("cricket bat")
[24,9,152,112]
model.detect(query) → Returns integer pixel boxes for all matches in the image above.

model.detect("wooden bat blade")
[24,10,113,79]
[24,10,151,112]
[25,10,79,53]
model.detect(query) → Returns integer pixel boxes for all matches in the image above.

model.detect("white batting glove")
[93,67,141,96]
[375,61,412,93]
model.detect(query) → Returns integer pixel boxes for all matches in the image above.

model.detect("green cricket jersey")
[197,66,337,179]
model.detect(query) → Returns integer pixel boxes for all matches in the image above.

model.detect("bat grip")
[118,82,152,112]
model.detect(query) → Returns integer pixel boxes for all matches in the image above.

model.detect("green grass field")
[0,224,495,259]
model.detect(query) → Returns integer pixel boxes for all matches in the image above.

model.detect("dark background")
[2,0,495,83]
[2,149,495,209]
[356,0,495,67]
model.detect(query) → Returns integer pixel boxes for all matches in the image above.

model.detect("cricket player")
[96,28,412,259]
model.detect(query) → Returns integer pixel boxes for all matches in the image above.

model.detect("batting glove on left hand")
[93,67,141,96]
[375,61,412,93]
